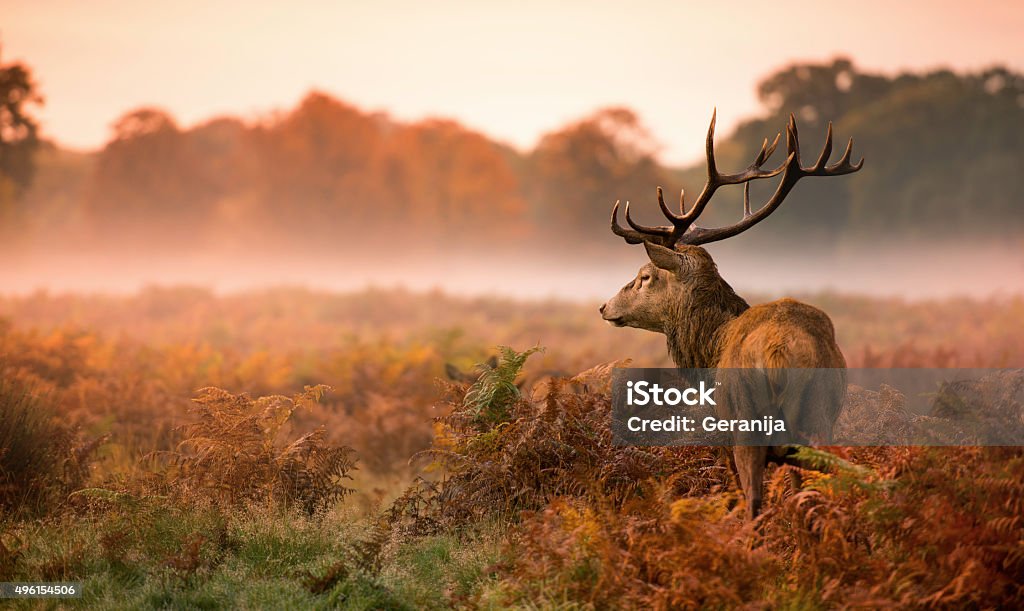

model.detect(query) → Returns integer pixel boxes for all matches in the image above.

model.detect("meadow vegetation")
[1,288,1023,608]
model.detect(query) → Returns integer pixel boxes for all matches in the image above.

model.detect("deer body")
[600,111,861,519]
[718,297,846,518]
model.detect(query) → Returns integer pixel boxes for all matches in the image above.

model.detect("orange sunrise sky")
[3,0,1023,164]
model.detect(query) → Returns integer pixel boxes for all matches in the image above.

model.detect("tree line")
[3,56,1022,255]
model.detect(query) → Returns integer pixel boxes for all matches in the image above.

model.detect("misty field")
[1,288,1022,608]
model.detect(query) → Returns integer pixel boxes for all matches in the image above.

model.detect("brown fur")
[601,243,846,519]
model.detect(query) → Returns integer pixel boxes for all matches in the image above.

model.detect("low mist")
[4,239,1020,300]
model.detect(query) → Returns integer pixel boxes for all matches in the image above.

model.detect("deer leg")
[721,445,738,475]
[716,447,742,513]
[733,446,769,520]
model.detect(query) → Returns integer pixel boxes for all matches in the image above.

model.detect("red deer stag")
[599,111,862,519]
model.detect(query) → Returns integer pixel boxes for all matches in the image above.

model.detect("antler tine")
[704,108,719,180]
[673,110,721,225]
[681,150,798,245]
[786,114,801,163]
[624,201,659,233]
[812,122,834,171]
[805,126,862,175]
[756,133,782,166]
[680,110,721,221]
[610,200,645,244]
[826,136,864,173]
[611,200,673,245]
[657,186,685,222]
[678,110,786,226]
[612,189,691,247]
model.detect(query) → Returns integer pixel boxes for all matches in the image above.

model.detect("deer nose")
[599,304,606,314]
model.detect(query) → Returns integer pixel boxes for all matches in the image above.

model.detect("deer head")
[600,241,724,332]
[600,110,863,333]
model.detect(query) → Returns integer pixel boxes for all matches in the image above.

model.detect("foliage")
[494,448,1024,608]
[169,386,357,512]
[760,447,1024,608]
[477,391,1024,608]
[78,92,530,252]
[0,288,1021,483]
[0,376,101,516]
[86,107,224,244]
[0,497,501,609]
[416,348,1024,608]
[461,345,542,427]
[528,106,668,248]
[420,349,730,527]
[0,288,1022,606]
[500,494,775,610]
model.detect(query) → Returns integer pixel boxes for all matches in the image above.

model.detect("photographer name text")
[624,381,788,436]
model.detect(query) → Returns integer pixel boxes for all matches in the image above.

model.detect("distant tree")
[248,92,528,251]
[186,117,252,239]
[0,48,43,221]
[248,92,386,246]
[87,108,219,244]
[378,118,528,248]
[755,57,891,125]
[840,67,1024,239]
[528,107,667,248]
[708,58,877,243]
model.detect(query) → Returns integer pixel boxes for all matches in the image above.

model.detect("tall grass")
[0,378,98,516]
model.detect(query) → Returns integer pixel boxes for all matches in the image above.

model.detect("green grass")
[378,526,503,609]
[1,503,504,610]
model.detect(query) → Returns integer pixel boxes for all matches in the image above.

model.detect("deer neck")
[664,278,749,369]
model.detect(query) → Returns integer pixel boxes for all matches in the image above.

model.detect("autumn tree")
[246,93,528,252]
[248,92,385,247]
[527,108,666,249]
[376,118,528,249]
[87,108,221,245]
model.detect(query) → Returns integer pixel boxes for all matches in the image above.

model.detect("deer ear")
[644,242,684,273]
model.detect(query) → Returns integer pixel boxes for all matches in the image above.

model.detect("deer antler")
[610,110,863,247]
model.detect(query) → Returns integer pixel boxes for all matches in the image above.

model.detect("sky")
[4,0,1023,165]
